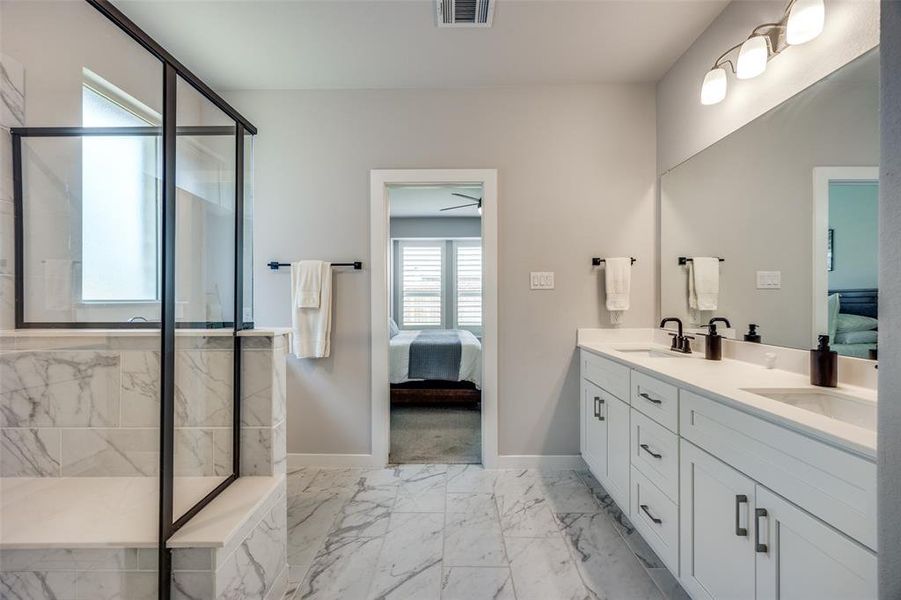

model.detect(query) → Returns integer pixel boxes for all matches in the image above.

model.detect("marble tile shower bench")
[0,328,290,599]
[0,475,288,599]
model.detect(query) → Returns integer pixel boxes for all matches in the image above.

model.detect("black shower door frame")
[8,3,257,599]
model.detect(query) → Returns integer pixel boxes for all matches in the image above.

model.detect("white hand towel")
[291,261,332,358]
[292,260,323,308]
[688,257,719,313]
[44,259,72,312]
[604,257,631,325]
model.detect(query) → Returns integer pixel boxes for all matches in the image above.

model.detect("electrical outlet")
[756,271,781,289]
[530,272,555,290]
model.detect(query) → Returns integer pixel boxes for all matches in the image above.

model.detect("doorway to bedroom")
[386,184,484,463]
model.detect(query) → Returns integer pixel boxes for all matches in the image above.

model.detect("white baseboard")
[288,453,586,470]
[492,454,587,470]
[287,453,383,469]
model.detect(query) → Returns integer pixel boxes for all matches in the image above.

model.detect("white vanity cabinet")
[579,346,877,600]
[679,441,758,600]
[580,351,631,510]
[680,441,876,600]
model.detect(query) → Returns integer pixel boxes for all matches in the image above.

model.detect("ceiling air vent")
[437,0,494,27]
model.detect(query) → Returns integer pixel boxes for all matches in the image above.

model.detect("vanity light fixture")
[736,35,769,79]
[701,67,727,105]
[699,0,825,105]
[786,0,825,45]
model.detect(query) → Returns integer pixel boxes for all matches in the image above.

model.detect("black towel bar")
[267,261,362,271]
[592,257,637,266]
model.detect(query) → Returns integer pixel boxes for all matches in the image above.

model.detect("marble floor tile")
[505,536,593,600]
[287,467,320,495]
[558,513,663,600]
[305,468,370,493]
[299,535,384,600]
[440,567,515,600]
[446,464,497,493]
[444,510,507,567]
[288,492,347,572]
[330,483,397,539]
[647,567,692,600]
[393,464,446,512]
[494,479,560,538]
[446,492,495,514]
[367,512,443,600]
[284,464,672,600]
[577,471,637,536]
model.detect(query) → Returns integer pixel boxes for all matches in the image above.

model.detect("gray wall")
[390,217,481,239]
[828,182,879,290]
[878,3,900,596]
[660,54,879,349]
[226,84,657,456]
[656,0,879,175]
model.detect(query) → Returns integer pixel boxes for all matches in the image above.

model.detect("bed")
[390,328,482,404]
[828,289,878,359]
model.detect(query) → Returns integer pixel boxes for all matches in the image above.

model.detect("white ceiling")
[389,185,483,218]
[113,0,728,90]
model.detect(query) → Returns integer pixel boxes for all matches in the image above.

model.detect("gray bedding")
[408,330,462,381]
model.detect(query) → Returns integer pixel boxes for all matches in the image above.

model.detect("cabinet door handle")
[593,396,600,418]
[639,443,662,459]
[638,392,663,405]
[734,494,748,537]
[640,504,662,524]
[755,508,768,553]
[597,397,605,421]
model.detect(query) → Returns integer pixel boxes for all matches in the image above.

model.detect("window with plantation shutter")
[399,242,444,328]
[454,242,482,328]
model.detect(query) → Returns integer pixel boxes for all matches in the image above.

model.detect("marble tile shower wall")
[0,334,288,478]
[0,54,22,330]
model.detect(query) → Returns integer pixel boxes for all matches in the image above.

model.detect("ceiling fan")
[441,192,482,215]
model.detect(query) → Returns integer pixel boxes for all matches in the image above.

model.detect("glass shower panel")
[19,135,162,324]
[7,0,164,325]
[173,75,237,519]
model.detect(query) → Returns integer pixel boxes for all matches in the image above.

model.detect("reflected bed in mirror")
[660,48,879,359]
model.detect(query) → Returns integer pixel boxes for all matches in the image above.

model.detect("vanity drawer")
[631,371,679,432]
[631,409,679,503]
[631,466,679,575]
[680,390,876,549]
[581,350,630,401]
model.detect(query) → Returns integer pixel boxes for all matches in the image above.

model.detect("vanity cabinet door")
[680,441,755,600]
[605,394,631,510]
[583,379,608,482]
[754,486,876,600]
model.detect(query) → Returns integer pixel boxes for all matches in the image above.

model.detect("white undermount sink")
[741,387,876,432]
[614,347,690,358]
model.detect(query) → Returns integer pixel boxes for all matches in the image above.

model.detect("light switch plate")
[756,271,781,289]
[530,271,555,290]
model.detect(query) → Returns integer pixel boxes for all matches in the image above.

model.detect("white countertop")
[577,329,876,459]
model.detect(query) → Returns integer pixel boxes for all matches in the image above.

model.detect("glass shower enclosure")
[2,1,256,597]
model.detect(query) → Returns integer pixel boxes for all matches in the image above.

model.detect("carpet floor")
[389,405,481,464]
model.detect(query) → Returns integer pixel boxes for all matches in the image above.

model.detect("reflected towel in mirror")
[688,257,719,314]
